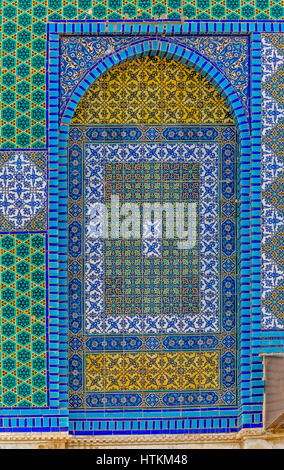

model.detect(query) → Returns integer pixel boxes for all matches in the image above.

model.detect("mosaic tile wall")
[67,56,237,411]
[261,34,284,329]
[1,0,284,151]
[0,233,47,408]
[260,33,284,355]
[0,151,48,409]
[0,2,284,435]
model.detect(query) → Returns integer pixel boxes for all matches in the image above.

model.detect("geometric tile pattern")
[68,125,237,409]
[85,351,220,392]
[263,230,284,269]
[81,143,217,335]
[72,56,234,125]
[62,30,240,417]
[262,33,284,330]
[2,0,271,149]
[100,161,200,321]
[1,1,47,149]
[54,0,284,21]
[0,233,47,407]
[263,281,284,324]
[2,8,282,433]
[264,120,284,161]
[264,173,284,216]
[0,152,47,231]
[264,65,284,107]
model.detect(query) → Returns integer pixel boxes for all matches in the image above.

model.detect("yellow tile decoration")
[71,56,233,125]
[85,351,219,392]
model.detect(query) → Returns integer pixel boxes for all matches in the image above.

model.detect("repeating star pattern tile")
[1,0,283,430]
[0,233,47,407]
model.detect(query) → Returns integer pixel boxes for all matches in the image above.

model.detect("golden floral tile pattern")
[71,56,234,125]
[85,352,219,392]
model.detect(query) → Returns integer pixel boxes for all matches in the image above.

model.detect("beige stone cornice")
[0,428,283,448]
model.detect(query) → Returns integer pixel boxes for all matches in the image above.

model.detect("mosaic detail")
[263,229,284,269]
[68,120,237,409]
[1,1,47,149]
[0,233,47,407]
[264,281,284,323]
[60,35,249,116]
[85,351,219,392]
[82,144,205,333]
[262,34,284,329]
[264,120,284,160]
[8,0,284,22]
[264,66,284,107]
[72,56,234,125]
[264,174,284,217]
[0,152,47,231]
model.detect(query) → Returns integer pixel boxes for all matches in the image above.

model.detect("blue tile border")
[56,22,250,435]
[48,20,284,36]
[248,33,264,410]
